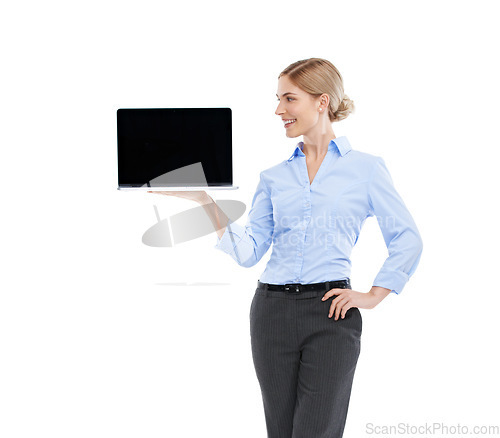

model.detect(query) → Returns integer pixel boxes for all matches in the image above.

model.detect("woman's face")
[275,74,323,138]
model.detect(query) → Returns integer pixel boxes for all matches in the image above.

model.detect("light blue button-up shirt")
[214,136,423,294]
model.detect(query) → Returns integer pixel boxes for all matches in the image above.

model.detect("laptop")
[117,108,239,191]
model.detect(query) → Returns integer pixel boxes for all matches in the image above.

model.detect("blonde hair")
[278,58,355,122]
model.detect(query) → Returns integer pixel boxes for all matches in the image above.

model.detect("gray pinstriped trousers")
[249,279,361,438]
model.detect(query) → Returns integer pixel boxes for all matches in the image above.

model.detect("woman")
[149,58,423,438]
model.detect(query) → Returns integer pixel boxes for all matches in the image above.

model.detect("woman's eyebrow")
[276,92,298,97]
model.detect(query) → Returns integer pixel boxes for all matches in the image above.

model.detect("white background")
[1,1,499,437]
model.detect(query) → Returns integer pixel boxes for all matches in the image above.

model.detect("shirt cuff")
[373,269,410,295]
[214,221,245,254]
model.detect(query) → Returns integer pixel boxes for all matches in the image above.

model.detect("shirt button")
[298,252,302,256]
[305,202,310,207]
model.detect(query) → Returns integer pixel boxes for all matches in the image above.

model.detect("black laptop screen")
[117,108,232,187]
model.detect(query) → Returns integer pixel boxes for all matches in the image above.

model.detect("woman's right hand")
[147,190,208,204]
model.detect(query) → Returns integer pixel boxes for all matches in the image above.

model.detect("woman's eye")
[276,97,294,102]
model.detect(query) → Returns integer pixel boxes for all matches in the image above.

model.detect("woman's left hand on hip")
[321,289,381,320]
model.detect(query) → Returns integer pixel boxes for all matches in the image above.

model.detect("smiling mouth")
[283,119,296,128]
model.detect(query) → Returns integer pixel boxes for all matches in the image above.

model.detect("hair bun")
[334,94,355,122]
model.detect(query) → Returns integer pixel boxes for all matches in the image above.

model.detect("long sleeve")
[367,157,423,294]
[214,172,274,267]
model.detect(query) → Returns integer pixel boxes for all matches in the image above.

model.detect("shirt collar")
[287,135,352,162]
